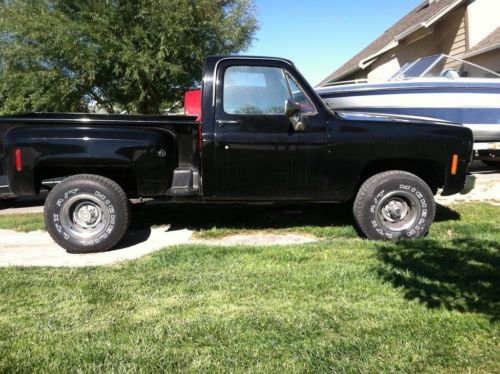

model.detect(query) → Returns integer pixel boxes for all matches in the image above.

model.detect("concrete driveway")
[0,227,316,267]
[435,162,500,205]
[0,226,193,267]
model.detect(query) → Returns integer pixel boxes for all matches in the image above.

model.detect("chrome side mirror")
[285,99,301,117]
[285,99,305,132]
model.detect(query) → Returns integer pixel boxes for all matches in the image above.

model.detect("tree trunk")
[137,84,161,114]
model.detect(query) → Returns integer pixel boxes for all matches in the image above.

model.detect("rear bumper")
[474,142,500,161]
[460,174,476,195]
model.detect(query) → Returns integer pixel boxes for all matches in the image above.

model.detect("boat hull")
[317,82,500,143]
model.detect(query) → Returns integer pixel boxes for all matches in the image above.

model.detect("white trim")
[358,40,399,69]
[474,142,500,150]
[424,0,465,27]
[394,24,424,42]
[462,42,500,59]
[317,65,361,87]
[322,92,500,109]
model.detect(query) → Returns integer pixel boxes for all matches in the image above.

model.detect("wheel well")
[360,159,444,194]
[35,166,138,197]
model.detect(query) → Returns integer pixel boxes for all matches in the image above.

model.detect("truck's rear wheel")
[353,170,435,240]
[44,174,130,253]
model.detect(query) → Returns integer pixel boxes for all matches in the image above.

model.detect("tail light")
[15,148,22,172]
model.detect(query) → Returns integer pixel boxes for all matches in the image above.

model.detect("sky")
[246,0,423,86]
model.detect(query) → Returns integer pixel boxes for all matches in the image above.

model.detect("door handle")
[216,120,240,127]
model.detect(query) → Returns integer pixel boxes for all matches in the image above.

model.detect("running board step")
[166,168,199,196]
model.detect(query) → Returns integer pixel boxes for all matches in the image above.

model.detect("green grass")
[0,212,44,232]
[0,203,499,372]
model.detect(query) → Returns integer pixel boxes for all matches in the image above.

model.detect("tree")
[0,0,258,114]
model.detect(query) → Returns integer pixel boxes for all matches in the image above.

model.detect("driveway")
[435,162,500,205]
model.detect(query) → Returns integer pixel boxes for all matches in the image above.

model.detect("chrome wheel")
[375,191,420,232]
[59,194,110,239]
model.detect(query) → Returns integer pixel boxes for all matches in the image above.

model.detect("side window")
[223,66,289,115]
[285,73,316,115]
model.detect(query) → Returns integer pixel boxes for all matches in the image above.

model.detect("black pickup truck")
[0,56,475,253]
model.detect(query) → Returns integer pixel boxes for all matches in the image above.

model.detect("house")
[318,0,500,86]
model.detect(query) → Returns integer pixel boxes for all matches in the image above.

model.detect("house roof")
[318,0,465,86]
[464,26,500,57]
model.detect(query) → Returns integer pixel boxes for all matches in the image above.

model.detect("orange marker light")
[15,149,22,172]
[451,154,458,175]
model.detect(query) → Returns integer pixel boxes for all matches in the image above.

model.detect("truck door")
[213,60,328,199]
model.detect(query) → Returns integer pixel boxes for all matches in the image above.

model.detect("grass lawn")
[0,202,499,372]
[0,212,44,232]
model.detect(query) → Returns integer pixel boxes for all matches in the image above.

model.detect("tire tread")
[44,174,130,253]
[353,170,435,240]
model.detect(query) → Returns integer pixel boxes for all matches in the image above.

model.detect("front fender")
[4,126,177,196]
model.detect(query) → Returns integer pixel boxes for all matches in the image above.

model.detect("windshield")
[390,54,500,80]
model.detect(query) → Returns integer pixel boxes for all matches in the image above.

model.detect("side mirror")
[285,99,305,132]
[285,99,301,117]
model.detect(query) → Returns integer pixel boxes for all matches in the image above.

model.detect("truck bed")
[0,113,200,198]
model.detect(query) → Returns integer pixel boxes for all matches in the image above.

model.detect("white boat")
[316,54,500,160]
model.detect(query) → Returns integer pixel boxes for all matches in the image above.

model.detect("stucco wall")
[467,0,500,48]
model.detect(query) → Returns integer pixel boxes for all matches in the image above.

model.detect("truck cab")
[200,56,334,200]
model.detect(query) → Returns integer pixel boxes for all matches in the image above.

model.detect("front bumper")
[460,174,476,195]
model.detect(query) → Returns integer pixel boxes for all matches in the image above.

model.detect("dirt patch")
[193,233,317,246]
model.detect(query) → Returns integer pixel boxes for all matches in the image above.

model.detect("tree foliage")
[0,0,258,114]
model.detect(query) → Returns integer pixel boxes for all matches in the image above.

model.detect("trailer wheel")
[44,174,130,253]
[353,170,435,240]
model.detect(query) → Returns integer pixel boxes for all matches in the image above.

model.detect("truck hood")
[335,110,462,127]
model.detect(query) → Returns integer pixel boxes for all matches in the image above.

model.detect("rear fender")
[4,126,177,196]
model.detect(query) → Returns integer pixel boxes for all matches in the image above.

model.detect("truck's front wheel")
[353,170,435,240]
[44,174,130,253]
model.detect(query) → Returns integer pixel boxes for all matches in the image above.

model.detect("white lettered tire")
[353,170,436,240]
[44,174,130,253]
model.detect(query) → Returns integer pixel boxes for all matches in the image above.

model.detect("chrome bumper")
[474,142,500,160]
[460,174,476,195]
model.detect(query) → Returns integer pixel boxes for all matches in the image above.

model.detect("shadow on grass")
[130,202,355,232]
[129,201,461,234]
[114,228,152,250]
[434,203,461,222]
[376,237,500,321]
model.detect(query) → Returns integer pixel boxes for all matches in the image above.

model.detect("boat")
[316,54,500,161]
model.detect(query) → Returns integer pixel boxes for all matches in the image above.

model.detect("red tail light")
[15,148,22,172]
